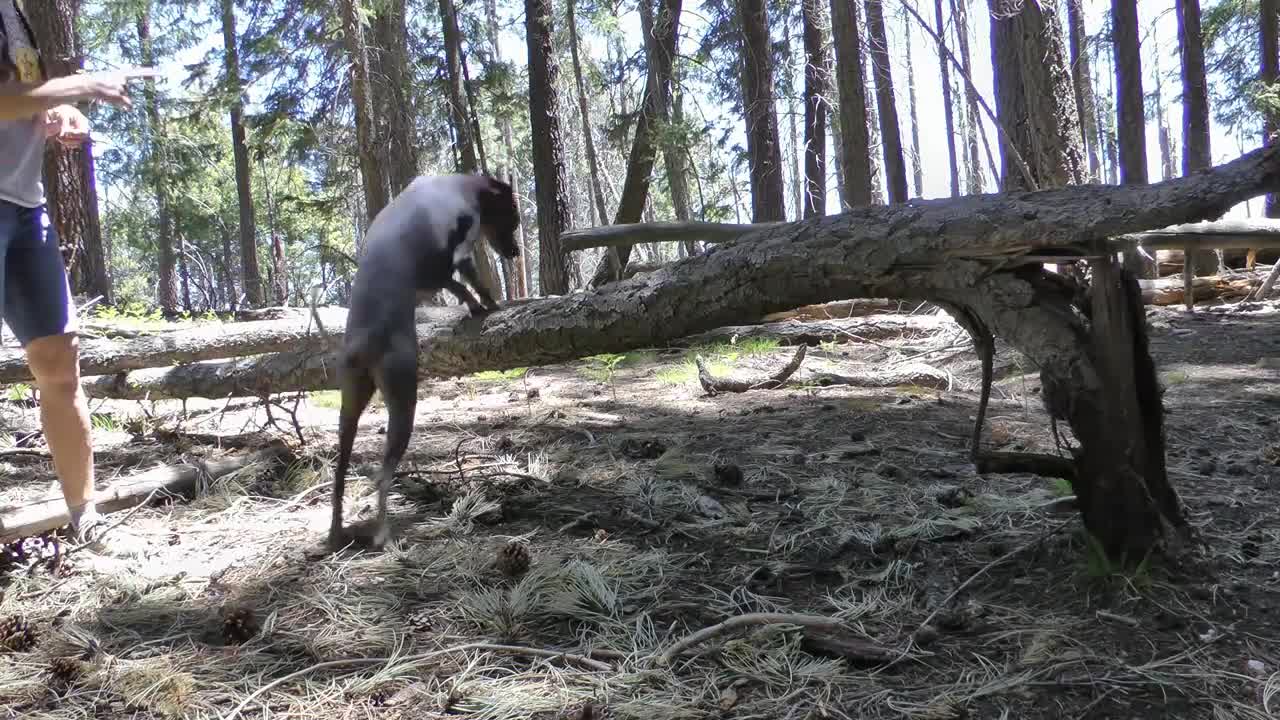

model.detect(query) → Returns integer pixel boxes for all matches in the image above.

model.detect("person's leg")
[4,204,138,554]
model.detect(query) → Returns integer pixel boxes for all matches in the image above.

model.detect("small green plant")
[1082,532,1153,589]
[1050,478,1074,497]
[90,413,119,432]
[5,382,31,403]
[308,390,343,409]
[583,353,627,398]
[470,367,529,383]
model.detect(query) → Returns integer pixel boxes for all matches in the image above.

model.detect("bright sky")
[98,0,1263,222]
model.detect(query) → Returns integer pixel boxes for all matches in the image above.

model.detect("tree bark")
[663,87,696,251]
[801,0,830,217]
[950,0,984,195]
[136,4,177,313]
[1261,0,1279,218]
[339,0,390,226]
[219,0,262,309]
[987,0,1085,195]
[526,0,572,294]
[567,0,610,227]
[70,146,1280,560]
[373,0,420,195]
[933,0,959,197]
[903,8,924,198]
[863,0,908,204]
[23,0,111,305]
[1065,0,1101,183]
[830,0,873,208]
[587,0,682,287]
[439,0,502,298]
[1112,0,1152,275]
[739,0,787,221]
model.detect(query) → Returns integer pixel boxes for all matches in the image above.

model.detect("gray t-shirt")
[0,0,45,209]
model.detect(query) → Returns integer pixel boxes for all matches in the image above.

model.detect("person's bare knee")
[26,333,81,399]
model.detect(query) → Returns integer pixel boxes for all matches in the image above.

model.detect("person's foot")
[71,511,149,558]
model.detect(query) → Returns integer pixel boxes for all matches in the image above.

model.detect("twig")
[654,612,843,666]
[220,642,611,720]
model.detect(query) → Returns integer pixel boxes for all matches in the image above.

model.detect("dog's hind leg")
[369,335,419,549]
[331,363,376,549]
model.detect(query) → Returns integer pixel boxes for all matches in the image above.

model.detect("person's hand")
[43,104,90,147]
[66,67,161,109]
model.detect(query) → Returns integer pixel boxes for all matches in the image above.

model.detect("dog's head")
[473,175,522,260]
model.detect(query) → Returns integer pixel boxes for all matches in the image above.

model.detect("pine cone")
[47,656,86,686]
[495,539,531,577]
[0,616,38,652]
[221,606,259,645]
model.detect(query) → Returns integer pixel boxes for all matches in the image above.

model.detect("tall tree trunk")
[950,0,985,194]
[24,0,111,304]
[1261,0,1279,218]
[373,0,420,194]
[440,0,502,298]
[219,223,236,311]
[801,0,830,216]
[1100,41,1121,185]
[588,0,683,287]
[339,0,390,226]
[567,0,610,226]
[902,9,923,198]
[863,0,908,204]
[987,0,1085,194]
[1111,0,1151,275]
[484,0,529,299]
[136,5,176,313]
[177,235,193,312]
[861,2,885,204]
[738,0,786,221]
[933,0,959,197]
[664,86,696,248]
[526,0,572,294]
[1066,0,1102,182]
[830,0,873,208]
[220,0,261,308]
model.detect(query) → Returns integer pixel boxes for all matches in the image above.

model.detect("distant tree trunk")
[1111,0,1151,275]
[863,0,908,204]
[177,235,193,312]
[588,0,682,287]
[373,0,420,194]
[1066,0,1102,182]
[1100,42,1121,185]
[219,223,236,311]
[24,0,112,304]
[664,86,696,248]
[830,0,873,208]
[950,0,985,194]
[440,0,502,297]
[932,0,959,197]
[484,0,529,298]
[801,0,830,216]
[902,10,923,198]
[526,0,572,294]
[339,0,390,226]
[987,0,1085,193]
[219,0,261,308]
[860,2,885,204]
[738,0,786,221]
[567,0,610,226]
[136,5,176,313]
[1261,0,1279,218]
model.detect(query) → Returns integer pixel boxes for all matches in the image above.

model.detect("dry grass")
[1,303,1279,718]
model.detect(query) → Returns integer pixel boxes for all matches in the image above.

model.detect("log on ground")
[0,444,295,543]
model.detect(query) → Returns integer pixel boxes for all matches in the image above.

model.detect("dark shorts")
[0,200,77,347]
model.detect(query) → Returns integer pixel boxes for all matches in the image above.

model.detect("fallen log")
[58,145,1280,562]
[0,444,295,543]
[696,345,809,394]
[1138,272,1259,305]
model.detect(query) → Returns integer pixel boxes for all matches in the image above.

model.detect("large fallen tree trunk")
[56,146,1280,561]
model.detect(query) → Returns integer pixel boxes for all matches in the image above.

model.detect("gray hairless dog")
[313,173,521,550]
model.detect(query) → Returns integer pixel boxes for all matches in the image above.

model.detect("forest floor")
[1,298,1279,720]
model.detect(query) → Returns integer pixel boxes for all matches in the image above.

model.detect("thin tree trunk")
[339,0,390,226]
[219,0,261,308]
[802,0,830,216]
[739,0,787,221]
[219,223,236,311]
[1261,0,1279,218]
[933,0,959,197]
[526,0,572,294]
[484,0,529,299]
[136,5,176,313]
[950,0,984,194]
[177,234,192,312]
[1066,0,1102,182]
[567,0,610,226]
[830,0,873,208]
[664,87,696,249]
[863,0,908,204]
[903,9,923,198]
[1112,0,1151,275]
[860,2,885,204]
[24,0,111,304]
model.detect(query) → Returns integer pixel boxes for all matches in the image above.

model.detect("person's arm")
[0,68,159,122]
